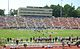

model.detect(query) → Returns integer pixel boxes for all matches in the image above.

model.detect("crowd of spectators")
[0,16,80,29]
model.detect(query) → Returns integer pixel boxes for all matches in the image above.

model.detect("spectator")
[69,36,71,41]
[76,41,80,48]
[30,38,32,42]
[55,37,58,42]
[7,38,9,42]
[3,45,6,49]
[16,40,19,45]
[77,36,79,40]
[53,38,54,42]
[62,41,65,49]
[10,38,12,41]
[23,44,27,49]
[67,41,71,47]
[20,39,23,42]
[26,38,28,41]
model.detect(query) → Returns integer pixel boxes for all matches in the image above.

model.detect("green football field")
[0,29,80,39]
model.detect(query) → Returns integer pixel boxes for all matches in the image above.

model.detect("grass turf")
[0,29,80,39]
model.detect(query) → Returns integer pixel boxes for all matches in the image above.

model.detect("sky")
[0,0,80,14]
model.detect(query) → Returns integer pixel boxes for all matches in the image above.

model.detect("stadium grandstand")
[0,16,80,29]
[0,6,80,29]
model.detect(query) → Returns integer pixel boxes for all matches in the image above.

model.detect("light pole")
[8,0,9,16]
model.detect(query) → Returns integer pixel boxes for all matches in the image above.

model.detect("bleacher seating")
[0,16,80,29]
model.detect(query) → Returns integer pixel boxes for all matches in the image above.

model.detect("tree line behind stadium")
[0,4,80,17]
